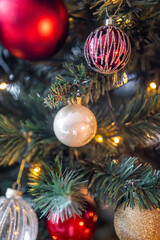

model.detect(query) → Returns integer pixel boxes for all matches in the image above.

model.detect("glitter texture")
[84,25,131,74]
[0,189,38,240]
[114,202,160,240]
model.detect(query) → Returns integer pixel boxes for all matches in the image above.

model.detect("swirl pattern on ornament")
[84,25,131,74]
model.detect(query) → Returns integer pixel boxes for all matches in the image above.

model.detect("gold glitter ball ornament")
[0,188,38,240]
[114,202,160,240]
[84,19,131,74]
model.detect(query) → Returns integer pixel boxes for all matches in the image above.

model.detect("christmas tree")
[0,0,160,239]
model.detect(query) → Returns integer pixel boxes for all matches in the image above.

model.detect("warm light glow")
[93,215,98,223]
[122,72,128,84]
[113,137,120,144]
[33,167,41,173]
[112,159,119,164]
[31,165,42,178]
[113,0,120,3]
[126,19,131,24]
[11,49,24,58]
[0,82,7,90]
[81,188,88,195]
[117,17,122,23]
[85,228,91,234]
[150,82,157,89]
[69,17,74,22]
[52,236,57,240]
[104,204,109,209]
[89,212,94,217]
[147,134,151,138]
[95,135,104,143]
[79,221,84,227]
[38,18,54,37]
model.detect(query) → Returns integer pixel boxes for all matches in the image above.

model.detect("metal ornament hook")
[106,17,113,25]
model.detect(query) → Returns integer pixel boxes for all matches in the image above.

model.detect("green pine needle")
[89,0,159,22]
[29,166,87,223]
[44,63,127,108]
[83,157,160,210]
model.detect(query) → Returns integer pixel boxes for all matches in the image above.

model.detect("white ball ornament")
[53,104,97,147]
[0,188,38,240]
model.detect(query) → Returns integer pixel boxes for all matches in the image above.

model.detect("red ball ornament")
[0,0,69,60]
[46,202,98,240]
[84,19,131,74]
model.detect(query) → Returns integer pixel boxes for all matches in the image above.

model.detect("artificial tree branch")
[106,88,120,135]
[82,157,160,210]
[29,156,160,221]
[29,166,87,223]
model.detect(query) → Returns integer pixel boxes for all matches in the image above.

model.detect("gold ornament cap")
[6,188,23,199]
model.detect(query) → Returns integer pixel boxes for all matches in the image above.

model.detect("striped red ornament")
[84,20,131,74]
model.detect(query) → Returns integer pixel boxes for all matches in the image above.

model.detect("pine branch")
[106,88,120,134]
[0,113,62,165]
[82,156,160,210]
[44,63,89,108]
[96,93,160,152]
[117,93,160,148]
[0,115,27,166]
[89,0,159,22]
[29,166,87,223]
[29,156,160,219]
[1,90,160,166]
[44,63,131,108]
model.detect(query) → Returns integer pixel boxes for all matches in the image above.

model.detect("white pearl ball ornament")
[53,104,97,147]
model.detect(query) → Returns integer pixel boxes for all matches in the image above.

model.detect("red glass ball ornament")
[46,202,98,240]
[84,24,131,74]
[0,0,69,60]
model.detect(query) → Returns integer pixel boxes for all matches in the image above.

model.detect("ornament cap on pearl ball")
[53,102,97,147]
